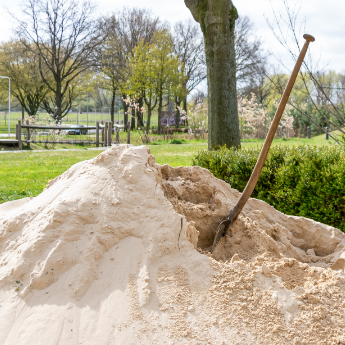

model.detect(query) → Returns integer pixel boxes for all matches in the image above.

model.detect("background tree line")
[1,0,342,140]
[0,0,266,133]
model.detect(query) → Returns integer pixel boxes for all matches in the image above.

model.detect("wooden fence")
[8,120,131,149]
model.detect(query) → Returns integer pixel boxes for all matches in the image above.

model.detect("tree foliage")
[129,30,186,133]
[0,40,50,117]
[99,8,162,127]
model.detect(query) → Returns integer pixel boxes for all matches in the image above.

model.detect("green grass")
[148,143,207,166]
[0,130,341,204]
[0,110,163,134]
[0,111,124,134]
[0,143,207,204]
[241,134,339,148]
[4,130,199,151]
[0,151,99,203]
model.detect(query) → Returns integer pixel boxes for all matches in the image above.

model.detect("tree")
[173,19,206,115]
[153,30,185,134]
[109,8,161,129]
[129,40,158,133]
[129,32,185,134]
[15,0,103,122]
[96,19,126,124]
[266,0,345,145]
[234,15,271,106]
[185,0,241,149]
[0,40,50,119]
[241,66,271,106]
[115,8,161,56]
[87,83,111,113]
[41,76,83,120]
[235,16,267,86]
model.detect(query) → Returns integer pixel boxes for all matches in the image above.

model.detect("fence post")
[307,126,311,139]
[104,122,108,146]
[18,120,22,150]
[96,122,99,147]
[15,124,18,140]
[108,121,113,146]
[26,120,30,148]
[101,121,104,147]
[325,127,329,140]
[127,121,131,144]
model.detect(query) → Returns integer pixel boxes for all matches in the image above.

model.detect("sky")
[1,0,344,77]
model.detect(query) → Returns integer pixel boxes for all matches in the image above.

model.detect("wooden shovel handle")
[303,34,315,42]
[212,34,315,252]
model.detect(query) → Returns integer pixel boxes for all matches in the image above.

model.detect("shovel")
[212,34,315,252]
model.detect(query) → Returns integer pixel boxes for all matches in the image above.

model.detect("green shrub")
[170,139,186,144]
[194,145,345,231]
[151,139,163,145]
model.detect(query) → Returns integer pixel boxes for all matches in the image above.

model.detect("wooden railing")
[14,120,130,149]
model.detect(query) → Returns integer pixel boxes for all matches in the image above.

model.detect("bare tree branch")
[12,0,103,121]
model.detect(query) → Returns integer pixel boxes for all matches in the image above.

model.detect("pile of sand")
[0,145,345,344]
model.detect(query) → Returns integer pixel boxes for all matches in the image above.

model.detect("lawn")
[241,134,338,148]
[0,110,163,135]
[0,143,207,203]
[0,132,340,204]
[0,111,124,135]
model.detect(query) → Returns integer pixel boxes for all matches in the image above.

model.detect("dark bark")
[183,98,188,126]
[123,97,129,131]
[21,106,25,121]
[185,0,241,149]
[146,107,152,134]
[111,90,116,124]
[175,99,181,128]
[55,83,62,122]
[131,106,136,130]
[183,98,187,113]
[157,96,163,134]
[136,97,144,128]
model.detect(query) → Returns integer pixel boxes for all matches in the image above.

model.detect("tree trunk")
[158,95,163,134]
[146,107,152,134]
[294,117,299,137]
[175,99,181,128]
[182,81,188,115]
[185,0,241,149]
[302,123,307,138]
[111,90,116,124]
[21,106,25,121]
[136,97,144,128]
[55,81,63,123]
[123,95,129,131]
[183,98,187,113]
[131,106,136,130]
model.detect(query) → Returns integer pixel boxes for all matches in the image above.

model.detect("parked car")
[66,125,87,135]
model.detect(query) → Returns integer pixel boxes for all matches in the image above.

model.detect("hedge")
[194,145,345,232]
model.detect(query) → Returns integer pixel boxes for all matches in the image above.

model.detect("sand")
[0,145,344,344]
